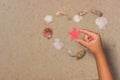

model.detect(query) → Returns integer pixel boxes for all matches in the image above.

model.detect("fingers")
[77,39,88,47]
[84,34,89,42]
[88,36,94,41]
[79,29,96,36]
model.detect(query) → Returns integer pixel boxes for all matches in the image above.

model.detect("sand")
[0,0,120,80]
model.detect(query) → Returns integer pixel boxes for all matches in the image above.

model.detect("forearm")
[77,29,113,80]
[94,51,113,80]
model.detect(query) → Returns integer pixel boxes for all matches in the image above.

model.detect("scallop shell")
[91,9,103,17]
[95,17,108,29]
[43,28,53,39]
[44,15,53,24]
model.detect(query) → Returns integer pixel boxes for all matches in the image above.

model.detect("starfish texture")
[68,27,81,41]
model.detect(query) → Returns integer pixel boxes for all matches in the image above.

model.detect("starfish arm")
[71,36,75,41]
[68,32,72,35]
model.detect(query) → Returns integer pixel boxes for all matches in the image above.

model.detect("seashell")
[95,17,108,29]
[56,11,72,22]
[67,49,75,57]
[78,10,88,16]
[75,50,86,59]
[91,9,103,17]
[56,11,66,16]
[43,28,53,39]
[73,14,83,23]
[53,38,64,50]
[44,15,53,24]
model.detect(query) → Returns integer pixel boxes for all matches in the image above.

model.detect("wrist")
[94,50,105,59]
[93,46,104,54]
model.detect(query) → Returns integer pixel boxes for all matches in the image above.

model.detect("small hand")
[77,29,104,55]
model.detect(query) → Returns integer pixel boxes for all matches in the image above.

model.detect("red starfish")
[68,27,81,41]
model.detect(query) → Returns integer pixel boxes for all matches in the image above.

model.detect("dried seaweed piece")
[75,50,86,59]
[90,9,103,17]
[43,28,53,39]
[78,10,88,16]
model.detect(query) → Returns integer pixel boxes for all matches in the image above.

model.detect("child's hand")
[77,29,113,80]
[77,29,104,55]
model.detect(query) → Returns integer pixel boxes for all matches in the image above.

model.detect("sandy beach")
[0,0,120,80]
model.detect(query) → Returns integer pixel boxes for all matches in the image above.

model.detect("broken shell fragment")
[44,15,53,24]
[56,11,66,16]
[56,11,72,22]
[78,10,88,16]
[53,38,64,50]
[43,28,53,39]
[73,14,83,23]
[95,17,108,29]
[75,50,86,59]
[91,9,103,17]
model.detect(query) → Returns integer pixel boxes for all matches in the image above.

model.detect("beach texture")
[0,0,120,80]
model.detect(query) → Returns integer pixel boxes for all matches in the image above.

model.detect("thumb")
[77,39,88,47]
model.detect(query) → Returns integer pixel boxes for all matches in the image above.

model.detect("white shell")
[67,49,75,57]
[73,15,83,23]
[44,15,53,24]
[53,38,64,50]
[95,17,108,29]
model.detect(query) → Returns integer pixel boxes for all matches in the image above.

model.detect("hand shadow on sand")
[102,41,119,80]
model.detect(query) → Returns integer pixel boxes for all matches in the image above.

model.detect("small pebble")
[95,17,108,29]
[73,14,83,23]
[44,15,53,24]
